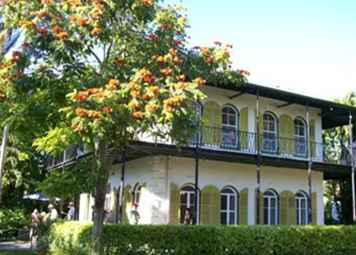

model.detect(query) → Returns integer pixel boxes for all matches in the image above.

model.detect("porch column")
[194,147,200,225]
[349,113,356,223]
[306,105,312,224]
[256,89,262,224]
[118,149,126,223]
[194,101,201,225]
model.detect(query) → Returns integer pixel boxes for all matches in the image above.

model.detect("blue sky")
[166,0,356,100]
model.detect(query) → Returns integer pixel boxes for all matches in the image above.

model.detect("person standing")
[48,204,58,221]
[67,202,75,220]
[30,209,40,249]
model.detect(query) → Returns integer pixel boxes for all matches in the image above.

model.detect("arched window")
[220,187,238,225]
[180,185,197,224]
[222,105,239,147]
[263,189,279,225]
[263,112,278,153]
[294,118,307,156]
[133,183,142,207]
[296,191,308,225]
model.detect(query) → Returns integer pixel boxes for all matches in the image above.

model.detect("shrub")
[48,222,356,255]
[0,208,29,241]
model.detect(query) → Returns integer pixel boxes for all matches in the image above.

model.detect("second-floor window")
[294,118,307,156]
[222,106,238,147]
[263,112,277,153]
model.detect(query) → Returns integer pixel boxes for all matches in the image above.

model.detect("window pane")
[271,198,276,208]
[181,193,187,205]
[229,212,235,224]
[301,199,306,209]
[221,195,227,210]
[229,195,235,210]
[270,209,276,224]
[301,209,306,225]
[264,208,269,224]
[221,212,227,225]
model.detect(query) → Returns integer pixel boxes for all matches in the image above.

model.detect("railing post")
[256,89,262,224]
[349,113,356,223]
[306,105,313,224]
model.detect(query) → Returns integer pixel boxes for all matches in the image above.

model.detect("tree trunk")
[91,141,111,255]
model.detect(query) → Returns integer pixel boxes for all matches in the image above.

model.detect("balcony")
[46,126,351,170]
[188,126,350,166]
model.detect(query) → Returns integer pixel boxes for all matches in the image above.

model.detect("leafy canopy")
[0,0,246,154]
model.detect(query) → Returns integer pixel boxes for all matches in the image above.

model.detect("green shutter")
[279,115,294,155]
[255,189,264,224]
[280,191,295,225]
[312,192,317,224]
[280,191,288,224]
[309,120,316,157]
[169,183,180,224]
[239,188,248,224]
[202,101,221,145]
[200,185,220,225]
[122,185,132,224]
[240,107,249,150]
[288,193,296,225]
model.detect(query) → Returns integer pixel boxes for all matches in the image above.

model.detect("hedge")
[48,222,356,255]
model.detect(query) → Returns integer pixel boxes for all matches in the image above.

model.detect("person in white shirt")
[48,204,58,221]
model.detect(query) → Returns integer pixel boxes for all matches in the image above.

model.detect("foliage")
[48,222,356,255]
[39,158,96,200]
[323,92,356,224]
[0,1,246,253]
[0,208,29,241]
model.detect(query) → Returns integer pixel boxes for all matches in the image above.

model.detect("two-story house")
[60,83,356,225]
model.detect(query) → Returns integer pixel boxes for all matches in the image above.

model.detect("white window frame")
[263,190,279,225]
[133,184,142,206]
[180,185,198,224]
[263,113,278,153]
[222,105,239,147]
[296,191,308,225]
[294,118,307,156]
[220,187,238,225]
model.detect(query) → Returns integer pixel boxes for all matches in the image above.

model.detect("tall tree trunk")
[91,141,111,255]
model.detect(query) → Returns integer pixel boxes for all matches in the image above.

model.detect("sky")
[166,0,356,101]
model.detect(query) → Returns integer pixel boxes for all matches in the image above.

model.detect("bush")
[0,208,29,241]
[48,222,356,255]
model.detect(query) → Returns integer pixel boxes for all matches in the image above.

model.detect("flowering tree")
[0,0,247,253]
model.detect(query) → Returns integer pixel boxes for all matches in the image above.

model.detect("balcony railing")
[190,126,350,166]
[47,126,351,169]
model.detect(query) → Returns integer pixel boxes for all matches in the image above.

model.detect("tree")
[0,1,246,254]
[324,92,356,224]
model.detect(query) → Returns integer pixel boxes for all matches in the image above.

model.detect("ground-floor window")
[220,187,238,225]
[263,189,279,225]
[180,185,197,224]
[296,191,308,225]
[133,183,142,207]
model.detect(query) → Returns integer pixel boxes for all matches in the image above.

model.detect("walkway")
[0,241,31,251]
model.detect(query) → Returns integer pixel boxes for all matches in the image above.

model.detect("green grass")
[0,251,37,255]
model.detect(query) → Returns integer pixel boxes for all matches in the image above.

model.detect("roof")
[209,82,356,129]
